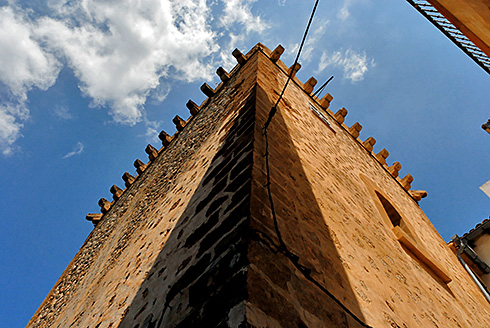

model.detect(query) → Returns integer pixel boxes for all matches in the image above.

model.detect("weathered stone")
[216,67,230,82]
[27,43,490,328]
[200,83,216,98]
[409,190,428,201]
[98,198,112,214]
[158,130,173,147]
[303,77,317,94]
[400,174,414,191]
[85,213,103,226]
[270,44,285,62]
[145,144,159,161]
[320,93,334,109]
[122,172,136,188]
[232,48,247,65]
[334,107,347,123]
[375,148,389,165]
[288,62,301,78]
[110,185,124,201]
[134,159,147,174]
[388,162,402,178]
[362,137,376,152]
[173,115,186,132]
[348,122,362,138]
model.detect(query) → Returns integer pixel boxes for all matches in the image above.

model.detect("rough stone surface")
[27,44,490,328]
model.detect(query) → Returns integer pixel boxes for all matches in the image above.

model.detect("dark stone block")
[205,196,228,217]
[184,211,220,248]
[225,166,252,193]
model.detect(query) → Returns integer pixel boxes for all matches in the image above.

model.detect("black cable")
[312,75,334,98]
[263,0,320,131]
[261,1,373,326]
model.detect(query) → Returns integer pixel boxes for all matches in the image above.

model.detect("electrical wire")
[312,75,334,98]
[263,0,320,131]
[261,1,373,327]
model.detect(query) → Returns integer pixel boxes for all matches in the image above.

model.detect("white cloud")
[53,105,73,120]
[35,0,217,125]
[0,6,61,155]
[63,141,84,158]
[0,7,60,99]
[338,6,350,21]
[0,0,269,154]
[317,49,375,82]
[142,119,161,145]
[0,105,24,156]
[299,20,329,63]
[220,0,268,34]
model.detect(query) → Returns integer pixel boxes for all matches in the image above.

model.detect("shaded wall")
[27,44,490,328]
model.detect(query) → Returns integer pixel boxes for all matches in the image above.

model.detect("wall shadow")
[117,88,257,328]
[116,82,370,328]
[246,84,369,327]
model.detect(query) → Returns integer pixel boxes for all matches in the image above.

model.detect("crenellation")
[200,83,216,98]
[320,93,334,110]
[98,198,112,214]
[232,48,247,65]
[388,162,402,178]
[145,144,159,161]
[400,174,414,191]
[288,62,301,78]
[134,159,148,174]
[122,172,136,188]
[159,130,173,147]
[375,148,390,165]
[270,44,285,62]
[348,122,363,138]
[334,107,348,123]
[186,100,200,116]
[28,42,490,328]
[110,184,124,201]
[173,115,187,132]
[363,137,376,152]
[216,67,230,82]
[303,77,317,94]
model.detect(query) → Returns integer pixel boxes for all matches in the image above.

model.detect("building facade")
[27,43,490,327]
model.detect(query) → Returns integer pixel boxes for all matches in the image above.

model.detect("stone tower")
[27,43,490,327]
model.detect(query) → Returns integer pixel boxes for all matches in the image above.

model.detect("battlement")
[87,43,426,226]
[29,43,490,328]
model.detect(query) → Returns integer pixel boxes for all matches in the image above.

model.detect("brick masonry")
[27,44,490,328]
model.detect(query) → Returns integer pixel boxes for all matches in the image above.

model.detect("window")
[374,190,452,284]
[360,174,452,286]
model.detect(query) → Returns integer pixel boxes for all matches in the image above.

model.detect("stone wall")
[28,43,490,328]
[247,48,490,327]
[27,45,260,328]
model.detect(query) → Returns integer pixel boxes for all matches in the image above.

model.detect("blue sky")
[1,0,489,326]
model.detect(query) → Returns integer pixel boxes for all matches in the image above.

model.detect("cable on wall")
[261,1,373,327]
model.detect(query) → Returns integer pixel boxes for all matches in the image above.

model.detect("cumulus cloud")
[217,0,268,71]
[0,105,23,156]
[0,0,269,155]
[63,141,84,158]
[317,49,375,82]
[220,0,268,34]
[0,6,61,155]
[36,0,217,125]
